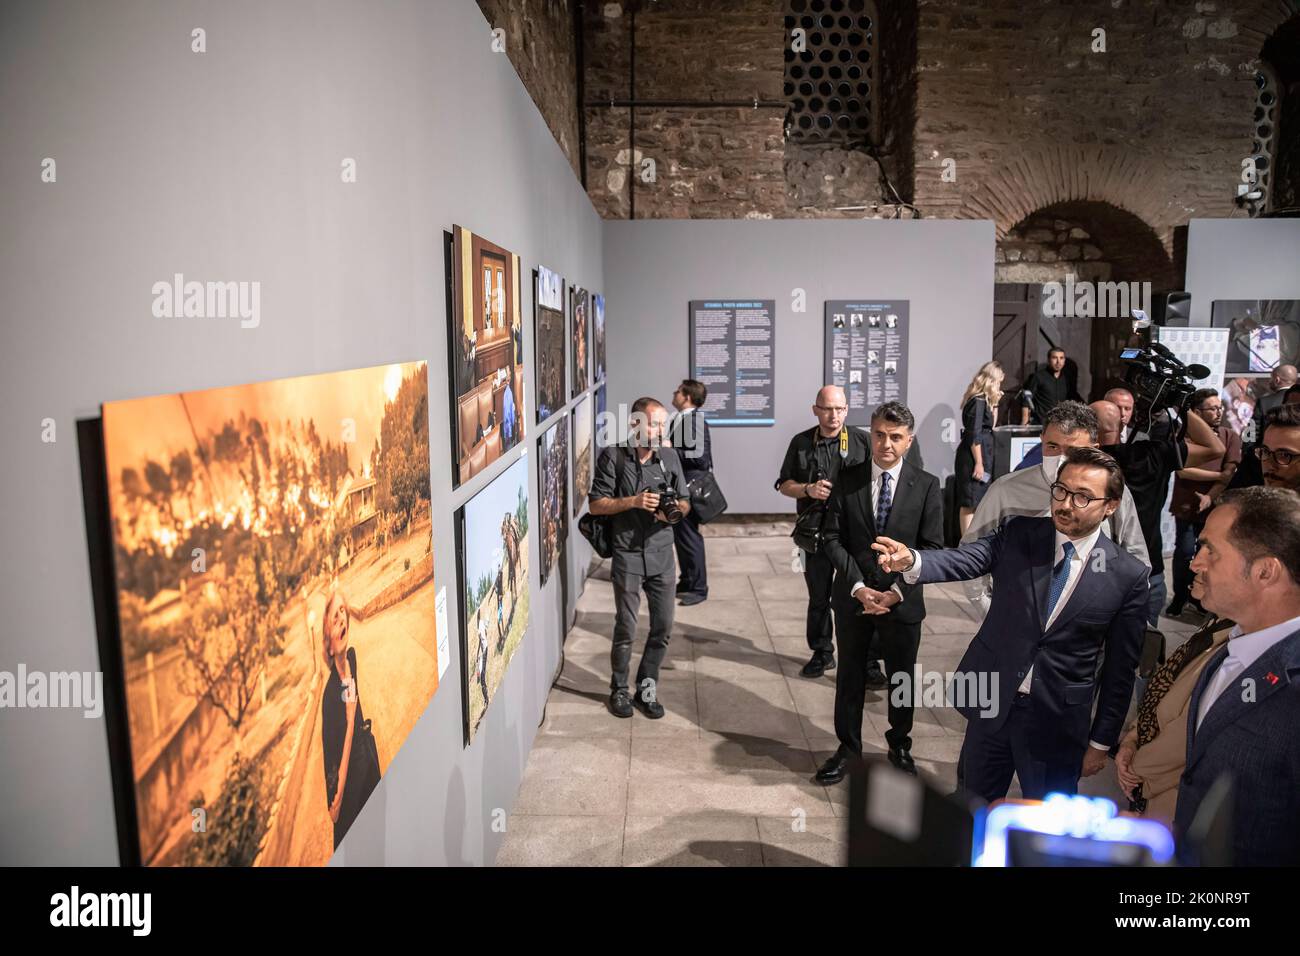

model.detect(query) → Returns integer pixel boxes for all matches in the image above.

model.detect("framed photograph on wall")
[537,416,568,586]
[572,393,593,518]
[594,384,608,451]
[593,292,606,384]
[455,451,531,744]
[535,266,566,426]
[1211,300,1300,376]
[571,285,590,398]
[448,225,526,489]
[100,362,440,866]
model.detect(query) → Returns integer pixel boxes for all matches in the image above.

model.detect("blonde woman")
[955,361,1005,534]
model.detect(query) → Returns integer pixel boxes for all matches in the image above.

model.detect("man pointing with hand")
[872,446,1149,802]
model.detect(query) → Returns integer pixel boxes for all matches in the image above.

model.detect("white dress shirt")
[902,523,1108,749]
[850,459,905,602]
[1195,613,1300,730]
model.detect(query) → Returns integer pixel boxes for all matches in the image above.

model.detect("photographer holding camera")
[1095,397,1223,626]
[589,396,691,720]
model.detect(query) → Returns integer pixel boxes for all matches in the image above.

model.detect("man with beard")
[873,447,1149,801]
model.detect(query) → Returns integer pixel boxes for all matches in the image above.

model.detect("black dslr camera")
[1119,342,1209,435]
[655,482,684,525]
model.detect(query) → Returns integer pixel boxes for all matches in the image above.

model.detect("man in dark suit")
[1175,486,1300,866]
[816,401,944,783]
[874,446,1149,801]
[670,378,713,606]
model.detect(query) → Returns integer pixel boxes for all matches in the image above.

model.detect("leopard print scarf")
[1128,615,1234,813]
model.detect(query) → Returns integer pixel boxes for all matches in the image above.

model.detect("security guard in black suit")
[776,386,872,678]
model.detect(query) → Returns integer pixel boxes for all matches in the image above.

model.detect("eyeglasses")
[814,405,847,414]
[1255,445,1300,466]
[1050,481,1111,509]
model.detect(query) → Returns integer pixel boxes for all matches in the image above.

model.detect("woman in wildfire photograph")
[319,589,382,849]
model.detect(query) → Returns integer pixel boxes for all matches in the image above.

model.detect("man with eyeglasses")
[872,446,1150,802]
[1256,403,1300,493]
[776,386,871,679]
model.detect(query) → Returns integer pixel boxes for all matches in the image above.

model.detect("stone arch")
[998,200,1176,289]
[955,146,1185,262]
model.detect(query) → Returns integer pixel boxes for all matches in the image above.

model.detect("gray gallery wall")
[601,219,996,514]
[0,0,600,866]
[1185,218,1300,326]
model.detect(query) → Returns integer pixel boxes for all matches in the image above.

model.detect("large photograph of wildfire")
[102,362,439,866]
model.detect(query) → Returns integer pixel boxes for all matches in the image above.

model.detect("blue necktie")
[876,471,892,530]
[1045,541,1075,621]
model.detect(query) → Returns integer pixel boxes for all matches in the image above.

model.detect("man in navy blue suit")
[873,446,1149,802]
[1175,486,1300,866]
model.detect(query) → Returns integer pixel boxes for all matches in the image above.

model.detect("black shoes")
[888,747,917,776]
[1166,599,1186,618]
[679,592,706,606]
[675,582,689,594]
[865,660,887,689]
[608,689,633,718]
[634,678,665,719]
[800,651,836,678]
[816,747,851,785]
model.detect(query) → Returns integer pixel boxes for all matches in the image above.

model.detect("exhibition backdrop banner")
[824,299,910,426]
[572,394,593,517]
[688,299,776,426]
[593,293,607,384]
[1210,300,1300,376]
[449,225,526,488]
[1153,326,1230,391]
[538,416,568,586]
[571,286,590,398]
[456,452,531,743]
[101,362,440,866]
[535,266,566,426]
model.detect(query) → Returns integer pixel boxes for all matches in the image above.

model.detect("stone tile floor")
[497,533,1202,866]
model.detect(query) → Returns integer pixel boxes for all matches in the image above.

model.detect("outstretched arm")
[874,523,1006,584]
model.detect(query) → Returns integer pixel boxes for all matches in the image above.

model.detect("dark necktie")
[876,471,893,530]
[1045,541,1075,620]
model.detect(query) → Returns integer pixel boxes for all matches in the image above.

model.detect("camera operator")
[589,396,691,720]
[1094,399,1223,626]
[1167,389,1241,618]
[775,385,874,680]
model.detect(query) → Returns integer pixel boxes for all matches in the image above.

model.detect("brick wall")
[477,0,581,176]
[482,0,1300,259]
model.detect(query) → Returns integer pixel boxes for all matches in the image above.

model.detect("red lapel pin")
[1266,672,1280,685]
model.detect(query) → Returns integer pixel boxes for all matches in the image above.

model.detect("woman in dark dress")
[955,361,1005,534]
[320,590,382,850]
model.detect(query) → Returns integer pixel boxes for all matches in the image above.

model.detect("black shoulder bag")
[578,446,625,559]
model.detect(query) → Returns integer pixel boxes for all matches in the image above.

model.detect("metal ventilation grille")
[783,0,876,144]
[1248,65,1279,216]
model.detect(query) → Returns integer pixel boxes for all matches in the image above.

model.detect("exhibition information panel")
[824,299,910,427]
[689,299,775,426]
